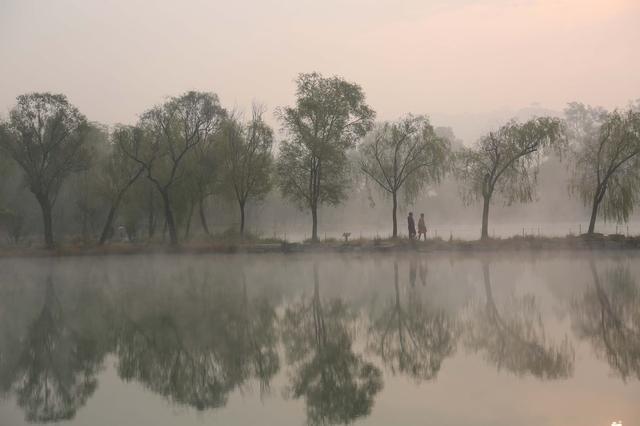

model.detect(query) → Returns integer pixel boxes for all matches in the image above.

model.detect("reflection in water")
[281,263,383,425]
[572,261,640,381]
[115,269,279,410]
[1,277,105,423]
[368,260,458,381]
[2,256,639,425]
[465,262,575,379]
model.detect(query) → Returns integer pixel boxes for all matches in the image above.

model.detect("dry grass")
[1,233,639,258]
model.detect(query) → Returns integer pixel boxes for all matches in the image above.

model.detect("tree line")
[0,72,639,248]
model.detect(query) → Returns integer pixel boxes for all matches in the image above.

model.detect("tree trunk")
[199,198,211,237]
[239,201,246,237]
[481,194,491,240]
[160,190,178,246]
[98,205,117,245]
[311,204,318,242]
[148,186,156,240]
[587,190,602,234]
[184,201,194,240]
[36,193,54,249]
[392,191,398,238]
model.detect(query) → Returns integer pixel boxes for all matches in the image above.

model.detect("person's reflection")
[419,258,428,287]
[115,268,279,410]
[5,277,105,422]
[572,260,640,381]
[368,260,458,382]
[465,261,574,379]
[281,262,383,425]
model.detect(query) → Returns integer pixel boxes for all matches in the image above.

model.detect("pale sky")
[1,0,639,142]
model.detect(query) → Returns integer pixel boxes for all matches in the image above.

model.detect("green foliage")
[0,93,91,246]
[455,117,566,206]
[132,91,226,190]
[101,125,146,204]
[567,104,640,224]
[216,105,274,233]
[0,93,91,199]
[360,114,451,204]
[275,72,375,214]
[118,91,227,244]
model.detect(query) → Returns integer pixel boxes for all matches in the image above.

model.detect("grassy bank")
[1,233,639,258]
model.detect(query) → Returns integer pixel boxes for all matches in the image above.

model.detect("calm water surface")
[0,252,638,426]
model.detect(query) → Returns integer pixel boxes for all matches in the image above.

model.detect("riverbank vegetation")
[0,73,639,249]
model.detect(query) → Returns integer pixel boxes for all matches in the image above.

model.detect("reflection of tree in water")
[115,270,279,410]
[465,262,574,379]
[3,277,105,423]
[572,261,640,381]
[368,261,458,382]
[281,263,383,425]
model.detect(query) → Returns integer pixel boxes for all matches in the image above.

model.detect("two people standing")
[407,212,427,240]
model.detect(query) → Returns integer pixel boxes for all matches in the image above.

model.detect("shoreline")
[1,234,639,259]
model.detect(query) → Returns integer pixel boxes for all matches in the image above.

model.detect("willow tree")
[360,115,450,238]
[566,104,640,234]
[217,106,274,237]
[276,72,375,242]
[97,126,145,244]
[120,91,226,245]
[0,93,91,248]
[455,117,565,240]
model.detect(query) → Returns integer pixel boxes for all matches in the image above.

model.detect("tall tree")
[455,117,565,240]
[218,106,274,237]
[0,93,91,248]
[120,91,226,245]
[360,115,450,238]
[276,72,375,242]
[97,125,145,244]
[566,104,640,234]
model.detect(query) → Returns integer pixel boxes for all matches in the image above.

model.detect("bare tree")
[0,93,90,248]
[360,115,450,238]
[218,105,274,237]
[566,104,640,234]
[119,91,226,245]
[455,117,565,240]
[276,72,375,242]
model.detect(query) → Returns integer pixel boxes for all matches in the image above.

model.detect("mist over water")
[0,252,638,426]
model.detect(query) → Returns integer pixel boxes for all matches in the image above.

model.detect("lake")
[0,252,638,426]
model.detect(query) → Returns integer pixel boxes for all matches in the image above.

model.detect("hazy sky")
[1,0,639,142]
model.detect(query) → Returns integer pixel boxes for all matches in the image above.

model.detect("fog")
[1,1,640,244]
[0,252,639,425]
[1,0,639,137]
